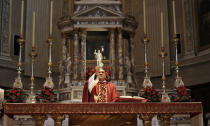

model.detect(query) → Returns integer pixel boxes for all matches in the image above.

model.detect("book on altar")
[116,96,147,103]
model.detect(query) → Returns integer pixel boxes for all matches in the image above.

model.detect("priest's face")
[98,68,106,81]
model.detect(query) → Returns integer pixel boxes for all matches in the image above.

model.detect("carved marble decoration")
[109,28,116,80]
[59,34,67,88]
[118,28,123,80]
[73,29,79,80]
[80,29,87,80]
[64,56,72,84]
[1,0,10,56]
[125,56,133,85]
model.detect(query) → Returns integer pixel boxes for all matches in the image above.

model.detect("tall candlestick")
[32,12,35,47]
[50,0,53,36]
[172,0,177,34]
[161,11,164,47]
[20,0,24,35]
[143,0,146,34]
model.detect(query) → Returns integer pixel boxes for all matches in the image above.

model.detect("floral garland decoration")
[86,66,111,80]
[170,85,191,102]
[140,86,161,102]
[5,87,26,103]
[36,86,57,103]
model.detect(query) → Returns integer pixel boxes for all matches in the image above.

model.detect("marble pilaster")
[130,34,135,73]
[182,0,196,56]
[118,28,123,80]
[109,28,116,80]
[80,29,87,81]
[73,29,79,80]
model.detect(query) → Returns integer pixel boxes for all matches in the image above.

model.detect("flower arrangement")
[5,87,26,103]
[170,85,191,102]
[86,66,111,80]
[140,86,161,102]
[36,86,57,103]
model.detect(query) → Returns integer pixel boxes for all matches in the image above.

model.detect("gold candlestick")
[26,46,37,103]
[142,34,152,88]
[159,47,170,102]
[43,36,54,88]
[173,35,184,87]
[13,35,25,89]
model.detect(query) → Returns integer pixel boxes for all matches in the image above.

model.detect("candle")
[0,88,4,101]
[20,0,24,35]
[161,11,164,47]
[172,0,177,34]
[143,0,146,34]
[32,12,35,47]
[50,0,53,36]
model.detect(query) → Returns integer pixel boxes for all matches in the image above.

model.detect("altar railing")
[4,102,202,126]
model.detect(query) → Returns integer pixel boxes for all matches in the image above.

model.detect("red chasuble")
[82,81,119,102]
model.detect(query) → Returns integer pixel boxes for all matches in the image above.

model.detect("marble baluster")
[33,115,47,126]
[157,114,173,126]
[139,114,154,126]
[109,28,116,80]
[52,115,65,126]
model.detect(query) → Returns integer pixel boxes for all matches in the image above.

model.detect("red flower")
[16,93,21,96]
[91,69,96,73]
[49,89,53,92]
[45,100,49,103]
[106,66,111,70]
[147,90,151,94]
[50,94,53,98]
[42,89,46,92]
[143,88,146,91]
[45,91,50,95]
[12,99,16,102]
[88,66,92,70]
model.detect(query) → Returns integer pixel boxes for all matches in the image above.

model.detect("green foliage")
[140,86,161,102]
[5,87,26,103]
[170,85,191,102]
[36,86,57,103]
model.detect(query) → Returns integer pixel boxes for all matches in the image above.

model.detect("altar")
[4,102,202,126]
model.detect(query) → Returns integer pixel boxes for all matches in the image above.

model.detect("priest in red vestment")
[82,66,119,103]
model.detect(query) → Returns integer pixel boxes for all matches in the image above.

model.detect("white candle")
[20,0,24,35]
[161,11,164,47]
[0,88,4,101]
[32,12,35,47]
[50,0,53,36]
[172,0,177,34]
[143,0,146,34]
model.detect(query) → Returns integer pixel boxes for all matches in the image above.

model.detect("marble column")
[73,29,79,80]
[80,29,87,81]
[109,28,116,80]
[118,28,124,80]
[129,34,135,73]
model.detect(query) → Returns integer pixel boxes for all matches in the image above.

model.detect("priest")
[82,66,119,103]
